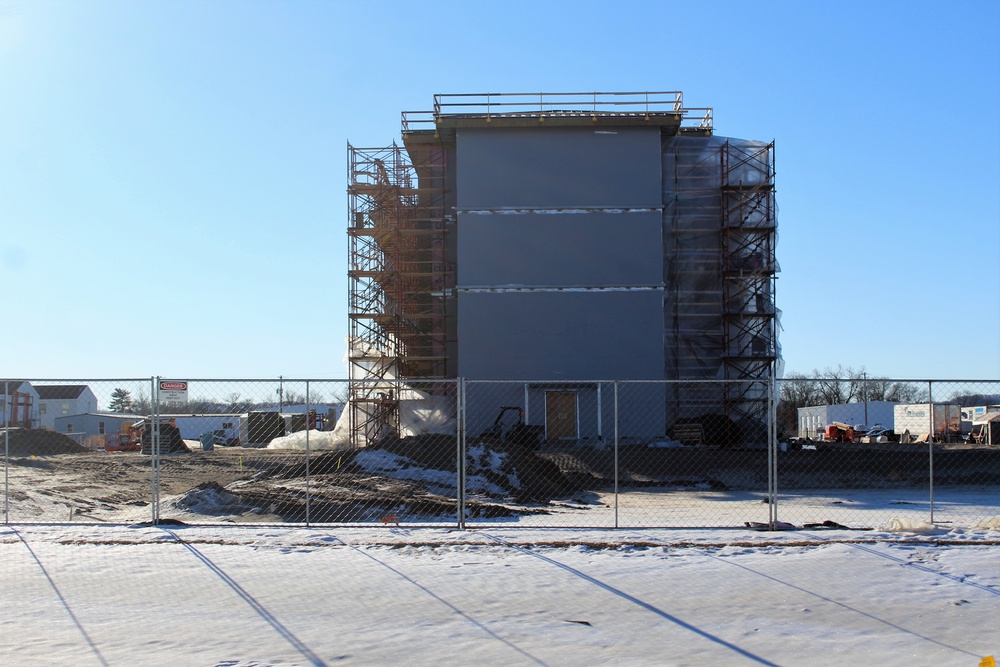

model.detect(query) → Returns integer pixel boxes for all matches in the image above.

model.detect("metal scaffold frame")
[720,140,777,428]
[347,141,452,446]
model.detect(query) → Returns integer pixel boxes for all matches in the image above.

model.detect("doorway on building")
[545,391,578,440]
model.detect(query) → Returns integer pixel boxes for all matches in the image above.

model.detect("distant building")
[961,405,1000,431]
[1,381,41,428]
[894,403,961,442]
[797,402,899,439]
[53,412,143,449]
[36,385,98,430]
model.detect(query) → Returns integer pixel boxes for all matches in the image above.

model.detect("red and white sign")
[158,380,189,403]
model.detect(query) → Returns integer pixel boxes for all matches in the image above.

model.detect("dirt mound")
[2,428,89,456]
[375,434,577,502]
[375,434,456,470]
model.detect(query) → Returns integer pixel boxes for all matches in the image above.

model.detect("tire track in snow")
[798,532,1000,596]
[312,532,550,667]
[159,528,330,667]
[662,539,983,660]
[479,531,782,667]
[11,527,110,667]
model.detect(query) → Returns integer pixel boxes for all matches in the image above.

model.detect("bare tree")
[777,373,822,436]
[811,365,855,404]
[948,392,1000,406]
[778,367,928,436]
[132,389,152,416]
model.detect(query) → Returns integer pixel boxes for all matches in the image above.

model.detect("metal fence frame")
[3,377,999,529]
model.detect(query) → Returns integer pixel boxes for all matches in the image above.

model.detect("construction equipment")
[824,422,856,443]
[105,422,141,452]
[481,407,545,448]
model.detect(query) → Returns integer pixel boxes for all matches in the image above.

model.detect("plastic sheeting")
[661,135,780,428]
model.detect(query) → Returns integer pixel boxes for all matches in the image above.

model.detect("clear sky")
[1,0,998,381]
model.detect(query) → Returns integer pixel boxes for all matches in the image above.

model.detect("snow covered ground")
[2,522,998,666]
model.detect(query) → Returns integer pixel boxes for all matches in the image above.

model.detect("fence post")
[597,383,603,443]
[928,380,935,524]
[523,382,529,424]
[4,380,8,524]
[613,381,619,529]
[456,378,466,530]
[769,375,779,528]
[305,380,311,527]
[151,376,160,525]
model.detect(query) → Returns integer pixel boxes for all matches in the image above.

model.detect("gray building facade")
[348,92,778,446]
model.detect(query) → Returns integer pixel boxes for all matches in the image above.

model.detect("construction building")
[348,92,778,446]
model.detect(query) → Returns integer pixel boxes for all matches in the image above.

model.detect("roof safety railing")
[401,91,713,132]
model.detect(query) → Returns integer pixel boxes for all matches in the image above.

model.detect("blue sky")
[1,0,997,381]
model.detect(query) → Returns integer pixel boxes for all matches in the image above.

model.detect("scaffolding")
[347,142,452,445]
[661,135,777,440]
[348,92,776,446]
[720,140,778,428]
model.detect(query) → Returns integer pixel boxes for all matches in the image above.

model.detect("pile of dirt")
[375,434,577,502]
[376,434,456,470]
[2,428,89,456]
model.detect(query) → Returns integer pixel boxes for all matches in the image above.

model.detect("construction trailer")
[968,411,1000,445]
[961,405,1000,433]
[893,403,962,442]
[238,411,285,448]
[348,92,778,446]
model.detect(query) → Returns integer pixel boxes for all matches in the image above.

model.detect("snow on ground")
[3,450,999,663]
[1,522,997,667]
[267,430,344,450]
[352,447,511,497]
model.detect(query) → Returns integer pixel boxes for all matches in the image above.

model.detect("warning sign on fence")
[158,380,189,404]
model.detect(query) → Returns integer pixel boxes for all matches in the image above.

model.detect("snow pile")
[353,448,509,496]
[466,443,518,495]
[969,515,1000,530]
[266,429,344,451]
[399,391,456,437]
[175,482,244,514]
[878,517,945,534]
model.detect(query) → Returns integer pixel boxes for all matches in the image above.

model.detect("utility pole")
[863,371,869,426]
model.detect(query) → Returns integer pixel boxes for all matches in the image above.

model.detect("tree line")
[777,366,1000,436]
[777,366,927,436]
[107,387,347,415]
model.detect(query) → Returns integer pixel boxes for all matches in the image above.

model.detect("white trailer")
[160,414,240,444]
[893,403,961,442]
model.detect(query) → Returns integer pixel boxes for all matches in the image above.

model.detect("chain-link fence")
[3,377,998,529]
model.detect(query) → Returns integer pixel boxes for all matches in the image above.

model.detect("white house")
[36,385,98,430]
